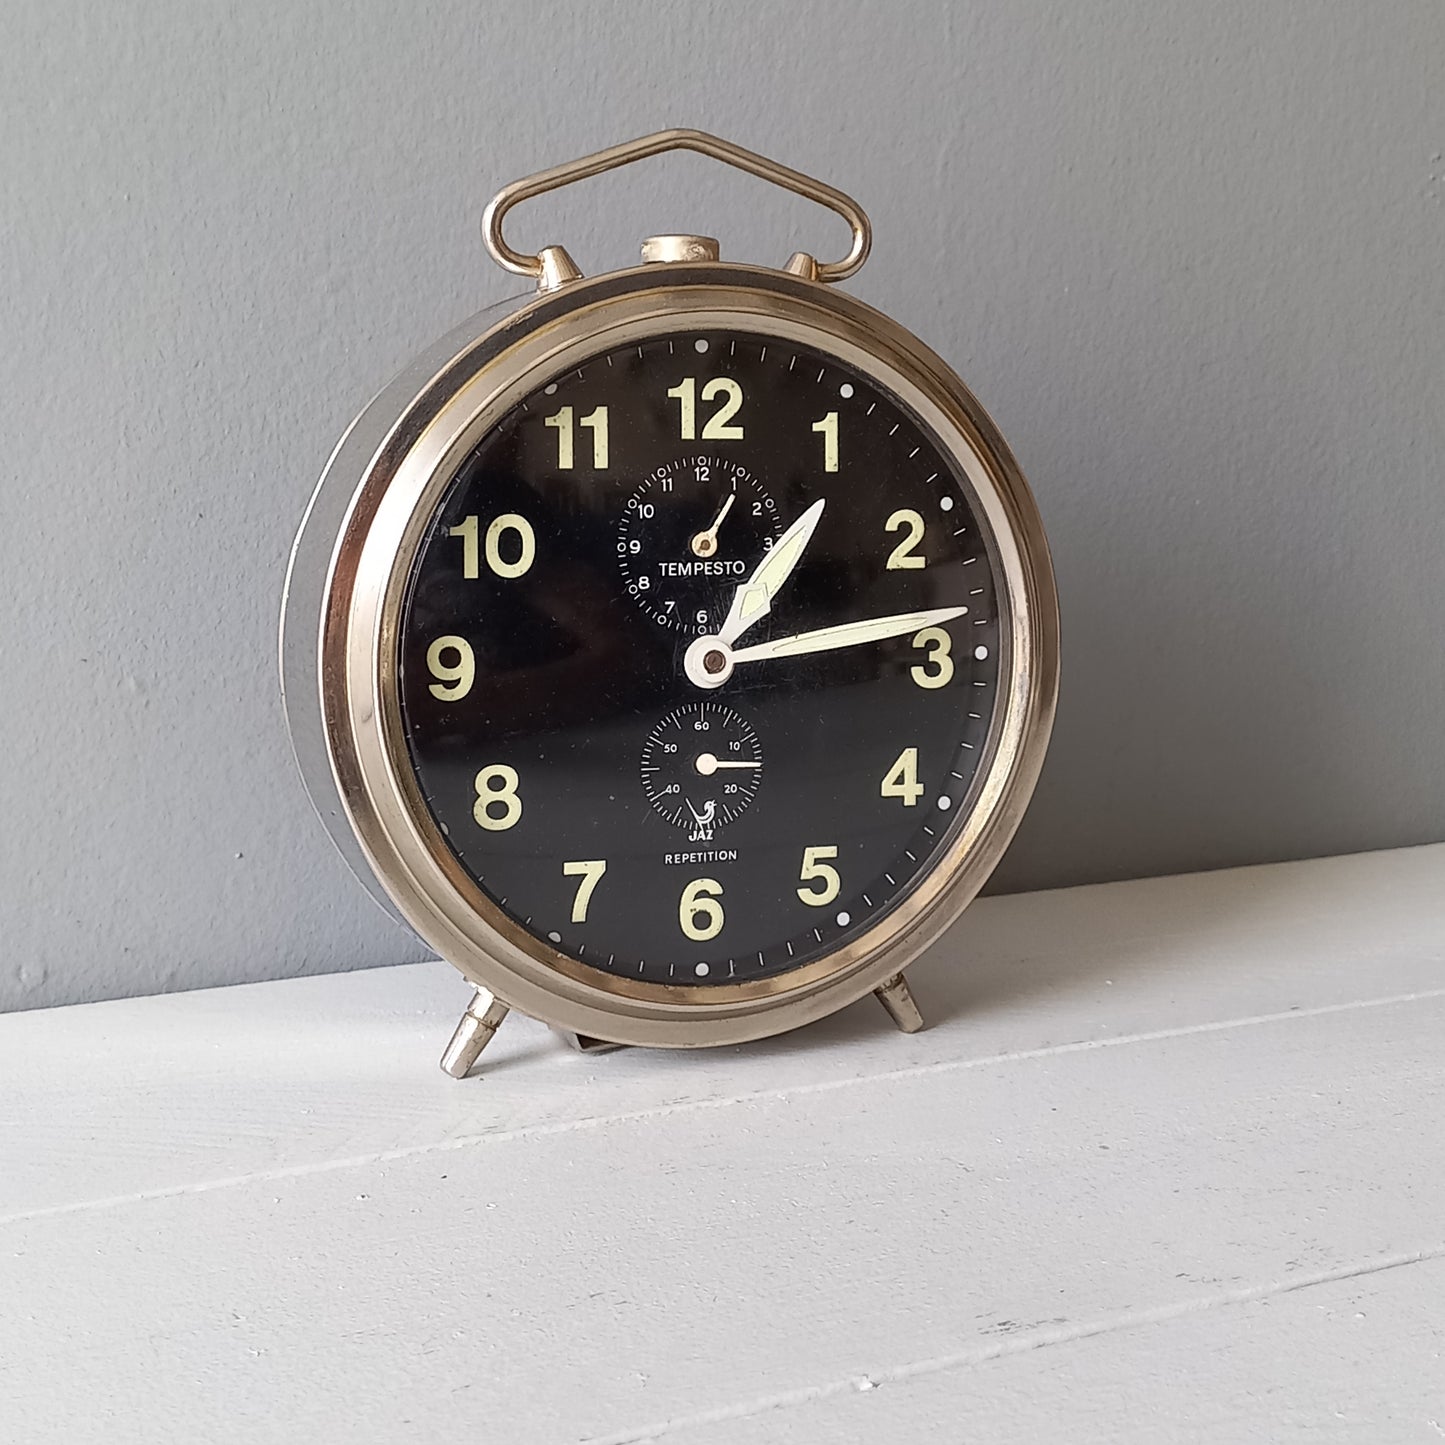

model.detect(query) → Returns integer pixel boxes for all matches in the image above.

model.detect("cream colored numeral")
[579,405,609,467]
[667,377,745,440]
[812,411,839,472]
[563,859,607,923]
[473,764,521,831]
[545,404,609,469]
[885,509,926,569]
[450,513,535,578]
[544,406,574,468]
[425,636,475,701]
[448,515,480,577]
[679,877,725,941]
[797,845,841,906]
[910,626,954,688]
[485,513,535,578]
[880,747,923,805]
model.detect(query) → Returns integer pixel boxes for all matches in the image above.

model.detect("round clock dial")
[397,329,1004,988]
[640,701,764,836]
[619,457,782,633]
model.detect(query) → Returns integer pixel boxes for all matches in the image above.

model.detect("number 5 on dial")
[797,846,841,906]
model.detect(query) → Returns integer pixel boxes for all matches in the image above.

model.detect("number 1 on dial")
[812,411,839,472]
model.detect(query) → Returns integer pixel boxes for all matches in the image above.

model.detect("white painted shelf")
[2,846,1444,1443]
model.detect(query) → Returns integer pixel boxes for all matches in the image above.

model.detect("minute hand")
[728,606,968,664]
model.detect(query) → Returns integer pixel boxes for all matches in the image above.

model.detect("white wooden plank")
[664,1260,1445,1444]
[2,845,1443,1221]
[1,987,1442,1443]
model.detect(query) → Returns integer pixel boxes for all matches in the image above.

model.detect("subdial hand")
[689,491,736,559]
[694,752,762,776]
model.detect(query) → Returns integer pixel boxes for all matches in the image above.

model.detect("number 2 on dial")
[885,509,926,569]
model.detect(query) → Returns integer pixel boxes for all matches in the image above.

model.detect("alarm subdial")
[618,456,783,634]
[640,702,763,839]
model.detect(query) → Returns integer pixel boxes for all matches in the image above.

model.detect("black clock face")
[397,329,1006,988]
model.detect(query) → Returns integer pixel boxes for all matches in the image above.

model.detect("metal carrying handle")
[482,128,872,284]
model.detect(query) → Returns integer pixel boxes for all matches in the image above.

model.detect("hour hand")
[717,498,825,645]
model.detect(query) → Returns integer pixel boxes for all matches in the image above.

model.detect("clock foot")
[551,1028,626,1055]
[875,973,925,1034]
[439,989,511,1078]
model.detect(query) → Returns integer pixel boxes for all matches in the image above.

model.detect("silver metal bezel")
[286,262,1059,1047]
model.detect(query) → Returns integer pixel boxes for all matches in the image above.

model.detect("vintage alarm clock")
[281,130,1058,1077]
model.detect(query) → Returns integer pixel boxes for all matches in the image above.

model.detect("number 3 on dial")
[910,627,954,688]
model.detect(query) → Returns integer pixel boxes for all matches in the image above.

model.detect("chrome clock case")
[281,131,1059,1076]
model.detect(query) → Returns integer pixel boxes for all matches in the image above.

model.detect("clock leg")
[551,1028,626,1055]
[874,972,925,1033]
[439,988,511,1078]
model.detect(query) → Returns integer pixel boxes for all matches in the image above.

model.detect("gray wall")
[3,1,1442,1011]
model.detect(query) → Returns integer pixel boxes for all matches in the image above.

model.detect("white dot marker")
[695,962,710,977]
[547,931,561,943]
[940,496,955,511]
[938,796,952,810]
[974,645,989,661]
[839,382,854,398]
[694,338,709,353]
[544,383,557,395]
[836,911,851,927]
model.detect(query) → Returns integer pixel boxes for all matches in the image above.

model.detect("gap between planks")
[4,985,1444,1229]
[579,1244,1445,1445]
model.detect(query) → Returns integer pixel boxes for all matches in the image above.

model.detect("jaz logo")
[686,798,718,842]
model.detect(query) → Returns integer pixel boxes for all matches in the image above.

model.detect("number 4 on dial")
[880,747,923,806]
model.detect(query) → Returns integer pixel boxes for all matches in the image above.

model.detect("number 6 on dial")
[680,877,725,941]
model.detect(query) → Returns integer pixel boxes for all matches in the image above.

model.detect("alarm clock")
[281,130,1058,1077]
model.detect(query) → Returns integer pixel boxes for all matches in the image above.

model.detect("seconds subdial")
[640,702,763,841]
[619,456,782,633]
